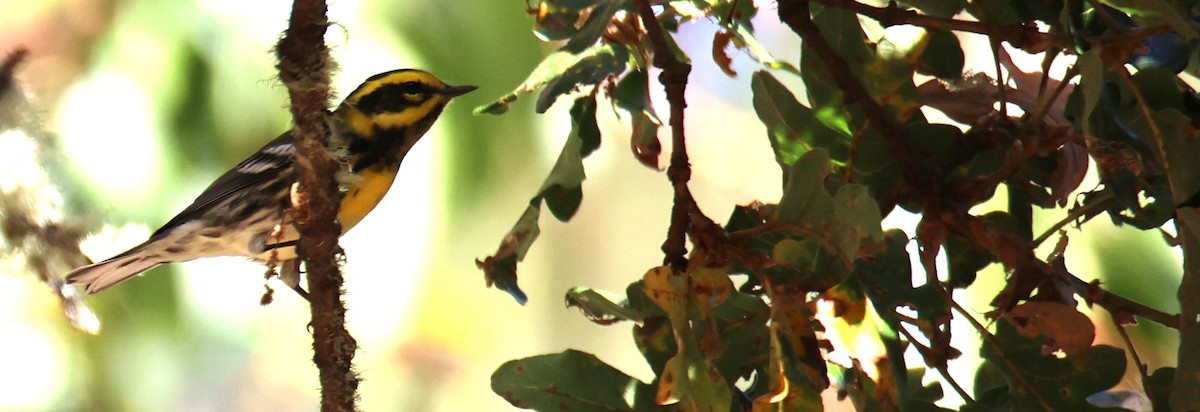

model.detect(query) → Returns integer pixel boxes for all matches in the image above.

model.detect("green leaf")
[1076,48,1103,138]
[1010,0,1064,23]
[537,44,629,113]
[533,0,601,41]
[1130,109,1200,194]
[731,20,800,74]
[573,93,601,156]
[564,0,630,53]
[832,183,884,259]
[1132,66,1187,114]
[909,122,964,172]
[809,5,873,74]
[476,43,629,115]
[613,70,661,123]
[852,129,904,201]
[800,5,871,134]
[751,71,849,177]
[772,149,883,273]
[492,349,657,411]
[767,237,848,289]
[918,30,964,79]
[898,0,965,18]
[863,34,925,122]
[982,321,1127,411]
[542,0,609,11]
[944,233,992,289]
[775,149,834,225]
[633,315,675,373]
[565,287,645,324]
[710,291,770,383]
[966,0,1021,24]
[1133,100,1200,408]
[854,230,949,328]
[1104,0,1197,39]
[1146,367,1174,411]
[905,368,951,410]
[541,185,582,222]
[539,95,600,221]
[657,349,732,411]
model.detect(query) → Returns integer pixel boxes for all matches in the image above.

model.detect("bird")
[65,69,475,296]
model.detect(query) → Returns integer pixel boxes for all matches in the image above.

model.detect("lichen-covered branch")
[275,0,359,410]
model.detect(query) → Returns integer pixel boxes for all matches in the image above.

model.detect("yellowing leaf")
[691,265,733,311]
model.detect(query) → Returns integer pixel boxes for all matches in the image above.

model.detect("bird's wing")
[152,132,297,236]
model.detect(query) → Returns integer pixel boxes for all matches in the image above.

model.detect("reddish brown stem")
[633,0,695,272]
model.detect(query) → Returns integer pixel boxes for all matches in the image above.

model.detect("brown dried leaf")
[1007,301,1096,356]
[916,218,947,283]
[1049,141,1089,206]
[630,115,661,169]
[712,29,737,77]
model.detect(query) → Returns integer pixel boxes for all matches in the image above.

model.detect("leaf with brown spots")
[565,286,645,325]
[476,203,540,304]
[642,266,732,410]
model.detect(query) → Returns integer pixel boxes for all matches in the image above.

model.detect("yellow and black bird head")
[329,69,475,232]
[335,69,476,173]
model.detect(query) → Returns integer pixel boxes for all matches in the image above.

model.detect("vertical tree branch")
[275,0,358,410]
[634,0,694,272]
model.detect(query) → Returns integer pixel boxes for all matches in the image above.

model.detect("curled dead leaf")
[712,29,737,77]
[1006,301,1096,357]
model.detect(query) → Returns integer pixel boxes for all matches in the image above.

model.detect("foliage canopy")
[477,0,1200,411]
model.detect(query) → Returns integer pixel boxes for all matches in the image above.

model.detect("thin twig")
[1110,312,1151,396]
[633,0,695,272]
[992,39,1008,118]
[944,290,1056,412]
[898,326,975,405]
[1020,65,1077,135]
[1031,188,1110,248]
[275,0,359,410]
[1068,272,1180,330]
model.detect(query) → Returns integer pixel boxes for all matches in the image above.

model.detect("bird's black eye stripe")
[356,82,436,114]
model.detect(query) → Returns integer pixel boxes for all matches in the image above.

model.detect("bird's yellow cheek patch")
[337,166,399,233]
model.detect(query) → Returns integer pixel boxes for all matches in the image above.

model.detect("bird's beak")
[441,84,478,98]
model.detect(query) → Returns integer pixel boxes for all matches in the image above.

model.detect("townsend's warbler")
[65,69,475,295]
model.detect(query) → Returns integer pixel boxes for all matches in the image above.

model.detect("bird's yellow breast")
[337,166,399,233]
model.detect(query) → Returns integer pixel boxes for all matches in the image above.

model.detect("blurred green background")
[0,0,1181,411]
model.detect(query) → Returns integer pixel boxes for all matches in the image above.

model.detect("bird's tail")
[65,243,164,294]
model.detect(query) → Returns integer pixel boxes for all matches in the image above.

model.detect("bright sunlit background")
[0,0,1181,411]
